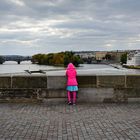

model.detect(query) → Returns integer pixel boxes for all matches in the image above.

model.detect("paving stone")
[0,101,140,139]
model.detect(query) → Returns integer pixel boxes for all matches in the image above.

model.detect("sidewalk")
[0,100,140,140]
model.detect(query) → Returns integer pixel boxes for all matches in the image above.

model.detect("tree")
[72,55,82,66]
[46,53,54,65]
[120,53,127,64]
[105,54,112,60]
[63,51,82,67]
[32,51,82,67]
[31,54,46,64]
[0,56,4,64]
[52,53,64,65]
[64,51,73,66]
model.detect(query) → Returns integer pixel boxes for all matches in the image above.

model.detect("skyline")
[0,0,140,55]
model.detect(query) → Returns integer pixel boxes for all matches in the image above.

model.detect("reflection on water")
[0,61,139,75]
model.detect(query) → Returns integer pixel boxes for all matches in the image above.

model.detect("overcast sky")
[0,0,140,55]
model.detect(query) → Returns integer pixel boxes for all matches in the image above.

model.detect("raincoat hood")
[67,63,75,70]
[66,63,78,86]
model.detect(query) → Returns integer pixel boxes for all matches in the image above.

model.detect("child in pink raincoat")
[66,63,78,105]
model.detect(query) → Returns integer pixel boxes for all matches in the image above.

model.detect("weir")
[0,74,140,103]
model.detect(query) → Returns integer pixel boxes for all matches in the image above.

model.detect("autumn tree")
[32,51,82,67]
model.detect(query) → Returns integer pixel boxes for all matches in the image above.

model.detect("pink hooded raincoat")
[66,63,78,86]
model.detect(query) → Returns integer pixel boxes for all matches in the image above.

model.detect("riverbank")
[123,65,140,69]
[108,64,123,69]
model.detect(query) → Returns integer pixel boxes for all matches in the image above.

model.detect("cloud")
[10,0,25,6]
[0,0,140,55]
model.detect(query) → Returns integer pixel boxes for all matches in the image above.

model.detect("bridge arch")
[0,55,32,64]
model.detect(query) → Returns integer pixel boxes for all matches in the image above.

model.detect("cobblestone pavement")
[0,100,140,140]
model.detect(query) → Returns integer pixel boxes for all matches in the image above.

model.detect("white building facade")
[127,51,140,66]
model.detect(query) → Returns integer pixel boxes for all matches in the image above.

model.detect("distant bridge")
[0,55,32,64]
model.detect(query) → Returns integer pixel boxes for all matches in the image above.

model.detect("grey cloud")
[0,0,140,55]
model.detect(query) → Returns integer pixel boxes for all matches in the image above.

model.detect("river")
[0,61,139,75]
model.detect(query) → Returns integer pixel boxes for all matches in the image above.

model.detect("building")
[95,51,107,60]
[74,51,96,59]
[95,50,127,63]
[107,51,126,63]
[127,51,140,66]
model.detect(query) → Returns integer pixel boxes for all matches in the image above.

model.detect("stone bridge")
[0,74,140,103]
[0,55,31,64]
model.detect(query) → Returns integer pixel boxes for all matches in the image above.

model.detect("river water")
[0,61,139,75]
[0,61,63,74]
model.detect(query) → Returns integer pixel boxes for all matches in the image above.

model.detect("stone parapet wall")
[0,75,140,103]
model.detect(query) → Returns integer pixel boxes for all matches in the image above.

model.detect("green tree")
[120,53,127,64]
[64,51,74,66]
[105,54,112,60]
[46,53,54,65]
[31,54,46,64]
[64,51,81,67]
[0,56,4,64]
[72,55,82,66]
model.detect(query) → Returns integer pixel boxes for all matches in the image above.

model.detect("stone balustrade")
[0,74,140,103]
